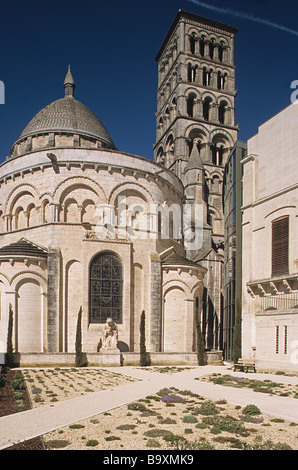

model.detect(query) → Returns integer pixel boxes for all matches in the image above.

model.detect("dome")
[11,67,116,156]
[19,96,116,147]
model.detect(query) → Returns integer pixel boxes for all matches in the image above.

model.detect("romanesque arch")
[64,260,83,352]
[11,272,47,353]
[163,284,188,352]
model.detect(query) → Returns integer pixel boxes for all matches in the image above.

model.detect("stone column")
[149,253,162,352]
[47,248,61,352]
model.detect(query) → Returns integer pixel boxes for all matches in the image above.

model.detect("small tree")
[195,303,205,366]
[6,303,14,368]
[75,307,85,367]
[140,310,148,367]
[196,318,205,366]
[232,298,242,363]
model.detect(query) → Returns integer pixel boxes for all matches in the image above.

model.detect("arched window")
[218,100,228,124]
[203,97,212,121]
[211,144,224,165]
[189,33,196,54]
[89,252,123,324]
[209,38,215,59]
[187,93,196,117]
[188,64,197,83]
[199,35,206,56]
[217,72,227,90]
[218,41,225,62]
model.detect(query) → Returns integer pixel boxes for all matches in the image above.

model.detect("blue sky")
[0,0,297,162]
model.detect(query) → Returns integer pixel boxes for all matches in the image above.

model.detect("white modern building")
[241,103,298,371]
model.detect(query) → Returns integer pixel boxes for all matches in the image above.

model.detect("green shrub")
[202,416,248,436]
[86,440,99,447]
[182,415,198,423]
[11,373,24,391]
[116,424,137,430]
[127,402,148,412]
[184,428,193,434]
[146,439,161,448]
[14,391,23,400]
[195,400,219,416]
[0,375,7,387]
[242,404,261,416]
[144,429,174,439]
[105,436,120,441]
[173,437,214,450]
[69,424,85,429]
[46,440,70,449]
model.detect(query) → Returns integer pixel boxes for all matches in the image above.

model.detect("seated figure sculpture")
[101,317,118,349]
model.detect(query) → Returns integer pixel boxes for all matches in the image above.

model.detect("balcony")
[247,273,298,311]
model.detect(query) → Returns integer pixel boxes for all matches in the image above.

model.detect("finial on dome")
[64,65,75,97]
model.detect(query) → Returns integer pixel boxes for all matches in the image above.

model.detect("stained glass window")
[89,252,123,324]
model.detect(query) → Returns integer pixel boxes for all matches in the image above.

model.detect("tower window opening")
[188,63,197,83]
[217,72,227,90]
[187,94,196,117]
[199,35,206,56]
[203,68,212,87]
[209,39,215,59]
[211,144,224,165]
[189,33,196,54]
[218,42,224,62]
[203,97,212,121]
[219,101,228,125]
[203,67,207,86]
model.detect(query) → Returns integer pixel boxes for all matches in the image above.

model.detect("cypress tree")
[6,303,14,368]
[75,307,84,367]
[196,318,206,366]
[232,298,242,363]
[139,310,148,366]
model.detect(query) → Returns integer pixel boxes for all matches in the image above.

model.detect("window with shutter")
[271,216,289,277]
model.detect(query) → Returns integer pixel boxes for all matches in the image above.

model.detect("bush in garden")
[242,404,261,416]
[75,307,86,367]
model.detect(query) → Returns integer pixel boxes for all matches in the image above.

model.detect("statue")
[102,317,118,349]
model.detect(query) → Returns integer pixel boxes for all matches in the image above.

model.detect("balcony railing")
[261,292,298,311]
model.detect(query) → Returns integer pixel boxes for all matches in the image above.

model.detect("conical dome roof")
[11,67,116,156]
[19,96,115,146]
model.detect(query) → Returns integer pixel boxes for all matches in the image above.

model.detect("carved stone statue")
[101,317,118,349]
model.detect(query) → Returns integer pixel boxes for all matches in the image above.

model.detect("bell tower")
[154,10,238,175]
[154,10,238,251]
[154,10,239,351]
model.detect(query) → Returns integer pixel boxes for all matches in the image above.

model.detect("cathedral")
[0,10,238,366]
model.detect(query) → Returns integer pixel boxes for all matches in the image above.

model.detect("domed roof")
[19,96,116,147]
[12,67,116,153]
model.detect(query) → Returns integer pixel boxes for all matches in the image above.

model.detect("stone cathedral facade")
[0,10,237,365]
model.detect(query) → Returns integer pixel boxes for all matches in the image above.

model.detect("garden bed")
[1,368,298,450]
[39,384,298,451]
[0,369,44,450]
[198,373,298,398]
